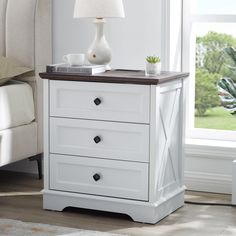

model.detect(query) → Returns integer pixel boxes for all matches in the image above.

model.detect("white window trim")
[161,0,182,72]
[191,15,236,22]
[186,138,236,160]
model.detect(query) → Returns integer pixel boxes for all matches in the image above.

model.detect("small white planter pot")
[145,62,161,76]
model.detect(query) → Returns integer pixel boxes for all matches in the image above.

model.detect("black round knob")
[94,98,102,106]
[93,173,101,182]
[94,136,101,144]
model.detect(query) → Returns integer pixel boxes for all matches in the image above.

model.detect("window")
[183,0,236,141]
[191,0,236,15]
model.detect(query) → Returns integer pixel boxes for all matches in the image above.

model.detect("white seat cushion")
[0,81,35,131]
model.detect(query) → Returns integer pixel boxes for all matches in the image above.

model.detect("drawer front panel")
[50,117,149,163]
[50,154,149,201]
[50,80,150,124]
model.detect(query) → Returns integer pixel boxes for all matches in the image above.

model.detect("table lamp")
[74,0,125,67]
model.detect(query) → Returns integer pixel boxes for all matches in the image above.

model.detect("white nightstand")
[40,70,189,224]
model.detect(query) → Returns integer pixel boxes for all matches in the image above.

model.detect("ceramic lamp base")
[87,19,112,65]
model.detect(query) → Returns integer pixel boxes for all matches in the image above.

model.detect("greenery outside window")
[183,0,236,142]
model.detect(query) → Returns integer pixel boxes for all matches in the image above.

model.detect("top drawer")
[50,80,150,124]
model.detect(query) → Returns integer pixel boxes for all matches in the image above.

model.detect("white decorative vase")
[87,19,112,65]
[145,62,161,76]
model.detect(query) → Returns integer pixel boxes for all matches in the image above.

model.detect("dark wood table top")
[39,69,189,85]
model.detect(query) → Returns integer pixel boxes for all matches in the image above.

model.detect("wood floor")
[0,170,236,236]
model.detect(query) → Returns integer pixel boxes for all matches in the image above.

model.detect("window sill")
[185,138,236,160]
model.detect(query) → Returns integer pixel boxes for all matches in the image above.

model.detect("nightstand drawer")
[50,117,149,163]
[50,154,149,201]
[50,80,150,124]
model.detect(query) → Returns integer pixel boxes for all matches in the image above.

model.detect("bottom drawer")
[50,154,149,201]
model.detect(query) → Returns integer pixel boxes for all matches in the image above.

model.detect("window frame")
[182,0,236,142]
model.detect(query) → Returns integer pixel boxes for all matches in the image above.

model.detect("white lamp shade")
[74,0,125,18]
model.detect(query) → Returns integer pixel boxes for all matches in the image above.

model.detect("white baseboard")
[185,139,236,194]
[185,171,231,194]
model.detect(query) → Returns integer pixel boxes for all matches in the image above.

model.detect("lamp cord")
[184,200,236,207]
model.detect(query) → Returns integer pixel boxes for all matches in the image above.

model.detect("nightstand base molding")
[43,188,185,224]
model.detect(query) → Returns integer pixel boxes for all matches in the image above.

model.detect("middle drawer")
[50,117,150,163]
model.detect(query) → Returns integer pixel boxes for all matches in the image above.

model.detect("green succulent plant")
[146,55,161,64]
